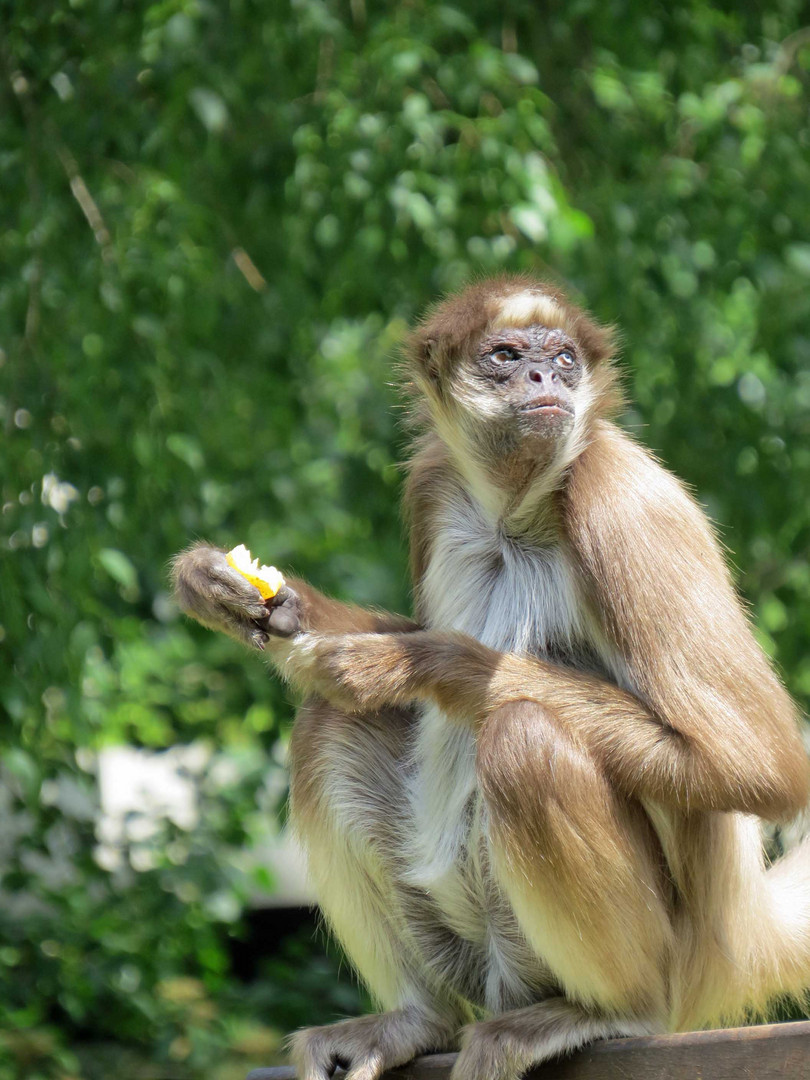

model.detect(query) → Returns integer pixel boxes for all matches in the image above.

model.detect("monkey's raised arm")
[171,542,417,651]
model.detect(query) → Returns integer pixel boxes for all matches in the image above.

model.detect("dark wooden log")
[246,1019,810,1080]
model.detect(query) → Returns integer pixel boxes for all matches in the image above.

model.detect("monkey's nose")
[527,368,544,383]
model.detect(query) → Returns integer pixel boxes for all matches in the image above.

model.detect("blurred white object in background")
[95,744,312,905]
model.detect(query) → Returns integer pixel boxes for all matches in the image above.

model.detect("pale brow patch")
[490,292,570,332]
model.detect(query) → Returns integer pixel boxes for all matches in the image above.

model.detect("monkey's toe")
[450,1037,515,1080]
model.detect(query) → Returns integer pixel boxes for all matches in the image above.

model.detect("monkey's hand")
[284,632,422,710]
[284,630,491,714]
[172,542,300,650]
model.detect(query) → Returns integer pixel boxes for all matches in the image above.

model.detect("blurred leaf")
[95,549,138,592]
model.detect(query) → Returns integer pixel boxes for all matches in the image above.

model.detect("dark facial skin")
[479,319,578,412]
[476,326,582,439]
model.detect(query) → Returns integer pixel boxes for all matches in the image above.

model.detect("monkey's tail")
[672,813,810,1030]
[755,828,810,1010]
[742,730,810,1023]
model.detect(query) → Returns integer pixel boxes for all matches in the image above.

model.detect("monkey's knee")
[478,702,672,1014]
[477,700,664,893]
[477,701,597,842]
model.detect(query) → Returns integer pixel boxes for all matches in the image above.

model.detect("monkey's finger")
[191,560,271,620]
[266,605,299,637]
[266,583,296,608]
[208,559,274,604]
[219,597,272,626]
[250,628,270,651]
[264,588,301,637]
[201,568,271,618]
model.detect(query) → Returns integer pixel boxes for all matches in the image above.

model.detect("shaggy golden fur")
[172,276,810,1080]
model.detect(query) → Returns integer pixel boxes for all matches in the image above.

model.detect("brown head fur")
[403,274,622,419]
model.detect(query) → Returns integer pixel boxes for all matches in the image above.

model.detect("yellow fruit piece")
[226,544,285,600]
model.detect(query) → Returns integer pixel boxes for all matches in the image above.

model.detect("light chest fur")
[406,489,600,959]
[419,490,587,653]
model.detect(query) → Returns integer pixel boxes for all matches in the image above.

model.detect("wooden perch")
[247,1019,810,1080]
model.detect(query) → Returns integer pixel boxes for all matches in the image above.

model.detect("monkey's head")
[406,276,620,487]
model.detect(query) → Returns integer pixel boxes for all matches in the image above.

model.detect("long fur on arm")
[285,617,808,821]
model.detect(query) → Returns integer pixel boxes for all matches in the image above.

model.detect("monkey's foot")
[450,1017,538,1080]
[449,1001,650,1080]
[288,1008,456,1080]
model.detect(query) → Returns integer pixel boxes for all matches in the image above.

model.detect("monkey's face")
[409,280,618,486]
[437,320,591,474]
[473,324,582,441]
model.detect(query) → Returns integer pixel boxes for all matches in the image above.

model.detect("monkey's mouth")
[521,398,574,417]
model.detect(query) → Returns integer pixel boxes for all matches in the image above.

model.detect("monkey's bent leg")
[477,700,674,1021]
[451,998,654,1080]
[288,699,467,1080]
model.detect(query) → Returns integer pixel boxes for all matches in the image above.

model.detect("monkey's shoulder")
[566,422,712,538]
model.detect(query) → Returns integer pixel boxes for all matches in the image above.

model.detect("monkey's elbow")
[778,765,810,821]
[756,754,810,823]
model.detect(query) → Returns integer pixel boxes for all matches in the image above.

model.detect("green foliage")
[2,1,810,1075]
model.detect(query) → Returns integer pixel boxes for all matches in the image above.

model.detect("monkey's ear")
[405,327,444,393]
[421,336,440,382]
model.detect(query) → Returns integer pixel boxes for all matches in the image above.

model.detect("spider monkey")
[173,276,810,1080]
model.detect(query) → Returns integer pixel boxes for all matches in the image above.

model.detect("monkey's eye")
[553,350,576,369]
[489,346,519,364]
